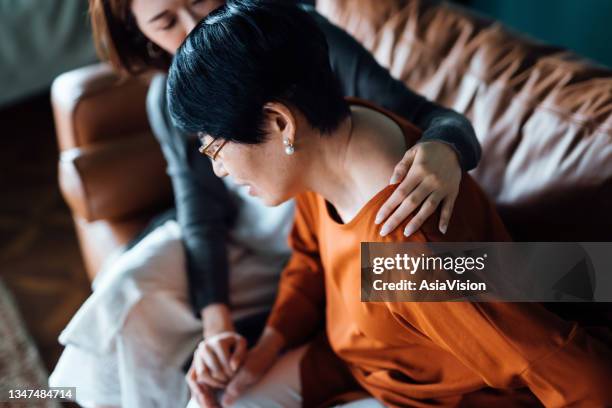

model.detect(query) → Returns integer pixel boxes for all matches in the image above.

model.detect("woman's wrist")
[254,326,285,357]
[201,303,234,337]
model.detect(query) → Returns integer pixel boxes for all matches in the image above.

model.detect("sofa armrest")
[51,63,152,150]
[59,134,172,222]
[52,62,172,233]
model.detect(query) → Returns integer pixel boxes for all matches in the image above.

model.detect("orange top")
[266,99,612,407]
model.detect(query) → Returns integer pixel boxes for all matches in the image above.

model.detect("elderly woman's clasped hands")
[187,325,285,408]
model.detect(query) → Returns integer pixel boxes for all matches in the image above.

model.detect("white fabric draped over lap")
[50,175,296,407]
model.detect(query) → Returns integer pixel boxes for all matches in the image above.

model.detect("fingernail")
[380,226,390,236]
[374,215,383,225]
[404,226,415,237]
[440,224,447,234]
[389,176,398,185]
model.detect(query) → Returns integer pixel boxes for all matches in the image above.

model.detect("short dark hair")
[167,0,350,143]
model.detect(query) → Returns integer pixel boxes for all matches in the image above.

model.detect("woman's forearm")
[201,303,234,336]
[255,326,286,356]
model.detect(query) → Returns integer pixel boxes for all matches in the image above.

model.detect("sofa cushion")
[317,0,612,240]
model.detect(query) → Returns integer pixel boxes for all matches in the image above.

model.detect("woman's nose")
[179,9,199,35]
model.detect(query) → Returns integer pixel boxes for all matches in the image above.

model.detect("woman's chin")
[262,196,283,207]
[248,185,291,207]
[259,193,289,207]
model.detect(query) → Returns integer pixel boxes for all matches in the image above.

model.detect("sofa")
[52,0,612,282]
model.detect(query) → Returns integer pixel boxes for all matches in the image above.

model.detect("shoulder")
[300,5,356,56]
[146,73,174,143]
[146,73,168,117]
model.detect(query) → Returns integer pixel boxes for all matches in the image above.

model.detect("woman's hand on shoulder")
[375,141,462,237]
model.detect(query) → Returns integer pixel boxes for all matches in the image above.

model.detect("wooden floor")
[0,92,91,377]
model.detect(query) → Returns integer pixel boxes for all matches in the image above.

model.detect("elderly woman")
[167,1,612,407]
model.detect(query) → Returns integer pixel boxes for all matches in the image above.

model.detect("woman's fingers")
[209,340,234,378]
[221,337,281,407]
[186,365,221,408]
[193,332,249,389]
[195,347,226,388]
[380,182,434,236]
[403,192,443,237]
[221,367,254,407]
[229,336,248,372]
[201,343,229,383]
[438,192,458,234]
[389,146,417,185]
[186,366,200,401]
[377,141,462,236]
[376,167,422,226]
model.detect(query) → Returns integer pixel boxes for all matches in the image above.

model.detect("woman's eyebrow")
[148,10,170,23]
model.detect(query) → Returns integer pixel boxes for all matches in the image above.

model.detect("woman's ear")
[263,102,296,147]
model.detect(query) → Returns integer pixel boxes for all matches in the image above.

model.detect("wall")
[0,0,97,107]
[456,0,612,67]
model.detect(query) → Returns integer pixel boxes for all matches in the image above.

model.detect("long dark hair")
[89,0,173,75]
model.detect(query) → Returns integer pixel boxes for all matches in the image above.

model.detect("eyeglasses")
[198,136,227,161]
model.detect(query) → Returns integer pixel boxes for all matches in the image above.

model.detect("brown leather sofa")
[52,0,612,281]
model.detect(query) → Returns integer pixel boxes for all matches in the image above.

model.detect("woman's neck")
[306,105,407,223]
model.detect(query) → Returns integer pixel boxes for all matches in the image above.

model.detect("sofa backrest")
[317,0,612,241]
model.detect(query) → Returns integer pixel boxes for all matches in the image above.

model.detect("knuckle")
[427,174,441,187]
[395,163,408,174]
[417,159,430,170]
[396,185,410,196]
[408,195,420,205]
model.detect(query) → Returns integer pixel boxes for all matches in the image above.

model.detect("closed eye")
[160,16,177,30]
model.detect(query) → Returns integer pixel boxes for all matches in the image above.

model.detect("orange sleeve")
[387,300,612,406]
[266,193,326,349]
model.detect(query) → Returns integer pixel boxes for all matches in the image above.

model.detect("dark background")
[453,0,612,68]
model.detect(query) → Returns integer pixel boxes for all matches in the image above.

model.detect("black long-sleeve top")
[145,7,481,316]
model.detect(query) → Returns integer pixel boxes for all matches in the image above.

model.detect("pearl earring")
[283,138,294,155]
